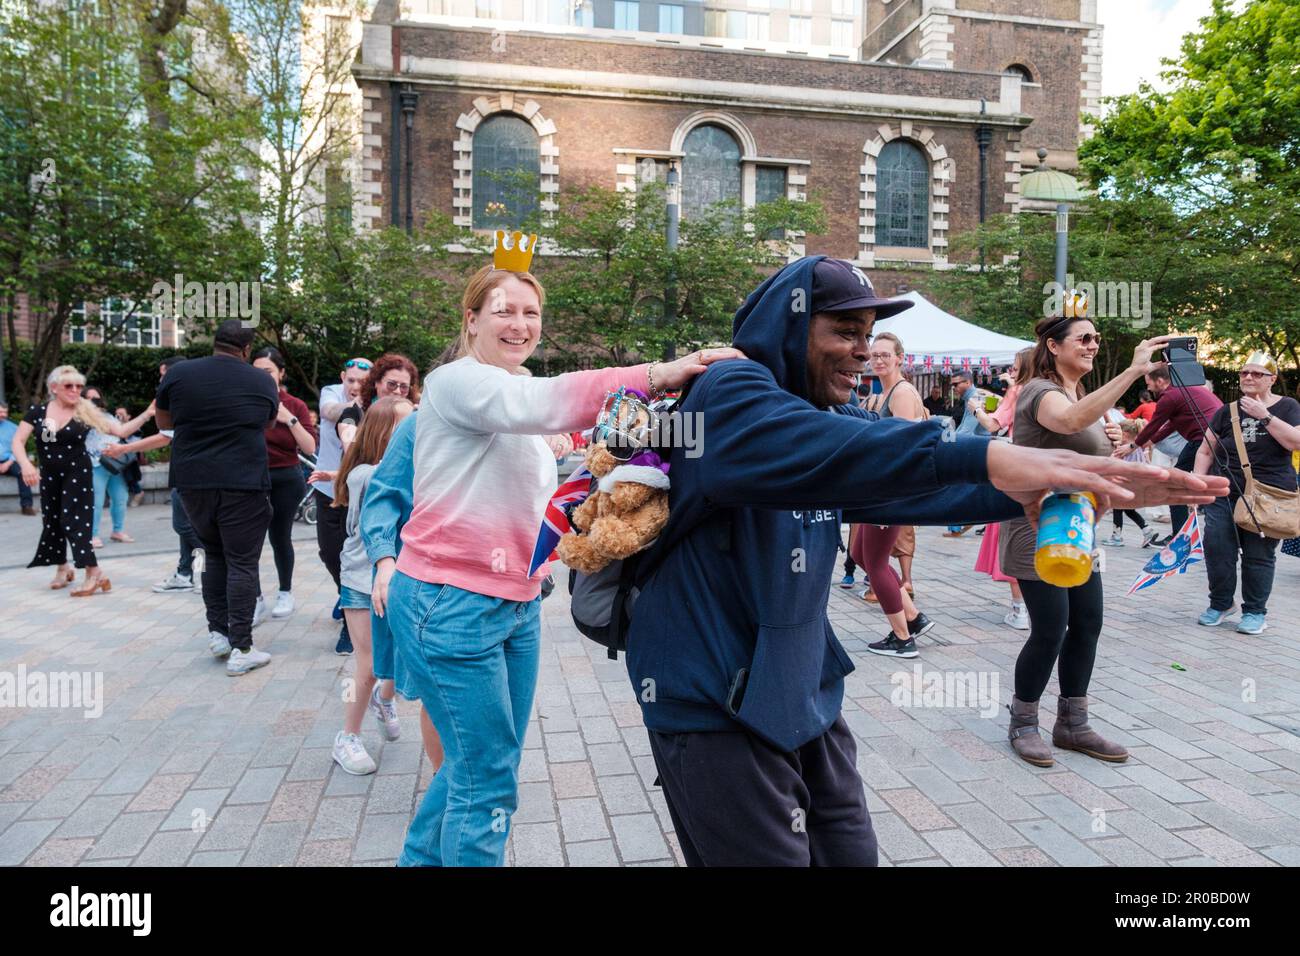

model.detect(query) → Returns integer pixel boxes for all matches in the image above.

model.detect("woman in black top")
[1194,352,1300,635]
[10,365,154,595]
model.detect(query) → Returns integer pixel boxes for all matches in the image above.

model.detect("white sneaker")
[208,631,232,658]
[251,595,266,628]
[1004,605,1030,630]
[332,731,377,775]
[1141,526,1160,548]
[369,684,401,741]
[271,590,294,618]
[1105,532,1125,547]
[153,572,194,593]
[226,647,271,676]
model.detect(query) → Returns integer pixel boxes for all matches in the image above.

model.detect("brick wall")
[949,17,1086,157]
[384,79,1023,263]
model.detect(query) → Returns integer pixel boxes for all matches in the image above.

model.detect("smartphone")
[1162,336,1206,387]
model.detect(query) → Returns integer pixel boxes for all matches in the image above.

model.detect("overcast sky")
[1097,0,1220,98]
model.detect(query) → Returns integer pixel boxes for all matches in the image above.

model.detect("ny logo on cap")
[850,265,871,289]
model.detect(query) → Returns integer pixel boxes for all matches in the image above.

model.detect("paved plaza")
[1,502,1299,867]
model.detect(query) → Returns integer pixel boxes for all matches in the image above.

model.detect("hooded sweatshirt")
[624,256,1024,752]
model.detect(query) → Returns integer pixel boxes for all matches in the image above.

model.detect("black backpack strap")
[607,554,642,660]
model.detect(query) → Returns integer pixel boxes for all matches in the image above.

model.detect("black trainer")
[867,632,918,658]
[907,612,935,639]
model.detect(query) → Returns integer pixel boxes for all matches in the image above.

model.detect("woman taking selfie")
[999,319,1218,767]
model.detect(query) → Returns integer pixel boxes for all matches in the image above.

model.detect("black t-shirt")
[156,354,279,491]
[1207,397,1300,493]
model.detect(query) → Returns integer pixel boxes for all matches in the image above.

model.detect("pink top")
[397,357,652,601]
[991,383,1021,436]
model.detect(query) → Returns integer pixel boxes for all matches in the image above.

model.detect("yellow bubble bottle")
[1034,492,1097,587]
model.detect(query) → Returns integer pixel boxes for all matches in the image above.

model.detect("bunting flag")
[960,356,973,372]
[905,353,916,368]
[941,356,952,374]
[923,355,934,371]
[979,356,991,373]
[528,464,594,578]
[1127,510,1203,595]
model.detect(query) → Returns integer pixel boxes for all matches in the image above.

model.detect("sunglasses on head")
[344,359,372,371]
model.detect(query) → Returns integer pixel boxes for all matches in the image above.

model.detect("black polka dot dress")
[26,403,97,570]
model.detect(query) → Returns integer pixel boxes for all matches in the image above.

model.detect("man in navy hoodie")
[625,256,1222,866]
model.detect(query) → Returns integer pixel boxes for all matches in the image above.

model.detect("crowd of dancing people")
[22,242,1300,866]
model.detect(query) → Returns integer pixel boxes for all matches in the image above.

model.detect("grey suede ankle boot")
[1007,695,1054,767]
[1052,695,1129,762]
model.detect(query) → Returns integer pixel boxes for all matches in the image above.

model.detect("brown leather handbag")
[1228,402,1300,539]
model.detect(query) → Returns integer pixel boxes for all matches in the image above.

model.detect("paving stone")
[133,829,202,866]
[923,828,1001,866]
[307,796,365,842]
[352,813,409,863]
[228,766,287,805]
[558,797,611,843]
[565,839,620,866]
[160,788,230,832]
[1012,819,1105,867]
[0,818,61,865]
[23,837,94,867]
[597,774,651,816]
[85,811,167,861]
[610,813,670,863]
[509,821,564,867]
[243,821,309,867]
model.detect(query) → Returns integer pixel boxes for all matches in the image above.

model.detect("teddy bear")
[555,440,670,575]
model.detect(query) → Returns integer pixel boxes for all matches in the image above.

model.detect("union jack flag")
[528,464,594,577]
[923,355,934,371]
[941,356,953,374]
[1127,510,1203,595]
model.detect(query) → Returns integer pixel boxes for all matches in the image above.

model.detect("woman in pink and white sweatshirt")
[387,264,742,867]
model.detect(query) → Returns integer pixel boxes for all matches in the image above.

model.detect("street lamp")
[1019,147,1088,291]
[662,160,680,362]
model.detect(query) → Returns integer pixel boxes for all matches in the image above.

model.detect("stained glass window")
[682,124,741,219]
[876,140,929,249]
[473,114,540,229]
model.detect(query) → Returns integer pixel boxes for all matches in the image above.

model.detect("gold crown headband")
[1243,351,1277,375]
[1063,290,1089,318]
[493,230,537,273]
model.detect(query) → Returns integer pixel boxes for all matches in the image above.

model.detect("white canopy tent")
[871,291,1033,372]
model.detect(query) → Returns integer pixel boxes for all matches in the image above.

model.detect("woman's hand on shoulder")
[652,347,748,392]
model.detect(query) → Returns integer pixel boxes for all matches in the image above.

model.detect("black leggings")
[1113,509,1147,530]
[1014,575,1104,702]
[267,466,305,593]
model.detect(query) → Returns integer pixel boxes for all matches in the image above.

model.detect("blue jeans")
[91,463,128,537]
[388,572,541,867]
[2,459,33,508]
[1202,494,1279,616]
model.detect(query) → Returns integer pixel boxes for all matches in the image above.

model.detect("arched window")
[682,124,741,218]
[876,140,929,249]
[472,114,540,229]
[1003,63,1034,83]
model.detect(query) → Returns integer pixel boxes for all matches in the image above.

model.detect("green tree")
[1078,0,1300,386]
[537,183,826,367]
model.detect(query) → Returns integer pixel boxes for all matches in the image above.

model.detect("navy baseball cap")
[811,258,914,319]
